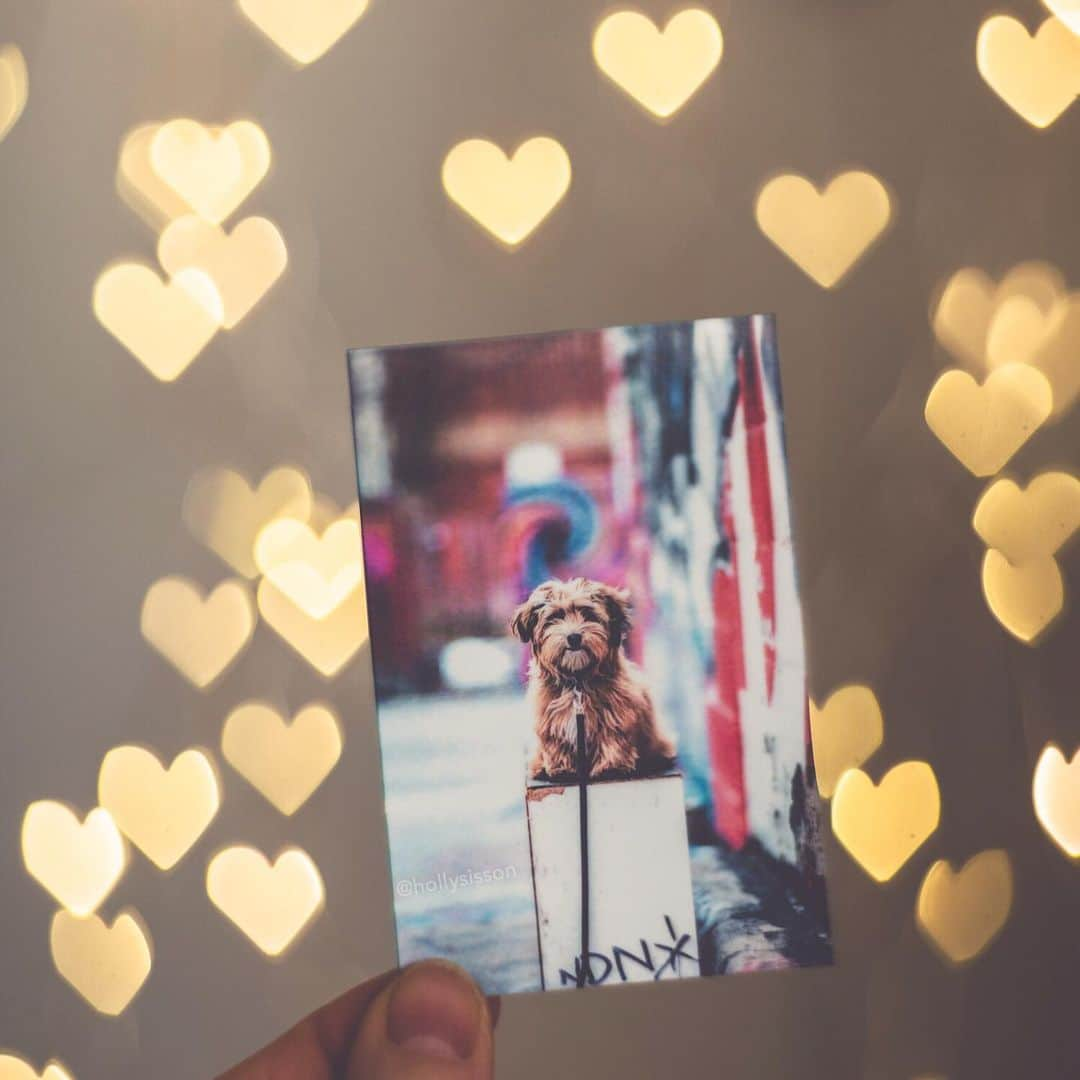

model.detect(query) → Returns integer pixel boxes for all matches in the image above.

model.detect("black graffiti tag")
[558,915,698,987]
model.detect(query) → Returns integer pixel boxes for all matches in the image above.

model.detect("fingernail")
[386,960,483,1061]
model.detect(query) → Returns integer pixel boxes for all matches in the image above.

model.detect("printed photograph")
[347,316,833,995]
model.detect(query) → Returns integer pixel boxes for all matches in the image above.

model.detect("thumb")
[347,960,496,1079]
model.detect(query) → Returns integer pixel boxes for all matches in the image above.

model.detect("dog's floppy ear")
[511,588,548,643]
[597,584,633,647]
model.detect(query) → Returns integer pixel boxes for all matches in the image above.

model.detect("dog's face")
[511,577,632,680]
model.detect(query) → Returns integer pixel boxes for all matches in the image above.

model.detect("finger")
[347,959,496,1079]
[217,970,397,1079]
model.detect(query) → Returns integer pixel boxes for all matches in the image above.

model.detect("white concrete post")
[526,771,700,990]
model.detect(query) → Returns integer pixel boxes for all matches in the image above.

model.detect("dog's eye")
[577,606,598,621]
[545,609,565,624]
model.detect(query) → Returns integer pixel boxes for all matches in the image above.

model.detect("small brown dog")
[511,577,676,780]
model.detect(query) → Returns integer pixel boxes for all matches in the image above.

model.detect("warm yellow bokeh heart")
[140,576,255,688]
[916,849,1013,965]
[158,215,287,329]
[98,746,220,870]
[932,261,1065,370]
[206,846,324,955]
[1033,744,1080,857]
[831,761,940,882]
[222,702,342,815]
[151,119,270,224]
[255,517,363,619]
[116,123,196,228]
[93,263,223,382]
[1032,738,1075,855]
[0,1055,73,1080]
[442,137,571,247]
[238,0,369,65]
[976,15,1080,129]
[183,465,313,578]
[754,171,891,288]
[924,364,1052,477]
[808,685,884,799]
[0,44,29,143]
[50,910,152,1016]
[21,803,125,916]
[1043,0,1080,36]
[257,577,367,678]
[592,9,723,119]
[973,472,1080,563]
[981,549,1064,643]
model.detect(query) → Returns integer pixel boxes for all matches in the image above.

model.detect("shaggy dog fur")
[511,577,676,780]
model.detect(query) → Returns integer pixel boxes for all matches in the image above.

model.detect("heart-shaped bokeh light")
[831,762,941,883]
[981,549,1064,643]
[93,264,223,382]
[916,849,1013,965]
[1032,743,1080,858]
[924,364,1052,477]
[592,9,723,119]
[50,909,152,1016]
[222,702,342,815]
[976,15,1080,129]
[973,472,1080,564]
[754,171,891,288]
[441,137,572,247]
[206,845,324,956]
[140,577,255,688]
[98,746,220,871]
[21,803,125,916]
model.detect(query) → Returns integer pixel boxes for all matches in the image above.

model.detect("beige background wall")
[1,1,1077,1077]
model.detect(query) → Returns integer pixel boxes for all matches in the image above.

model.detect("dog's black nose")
[566,633,582,649]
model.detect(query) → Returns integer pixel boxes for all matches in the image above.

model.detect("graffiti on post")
[558,915,698,987]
